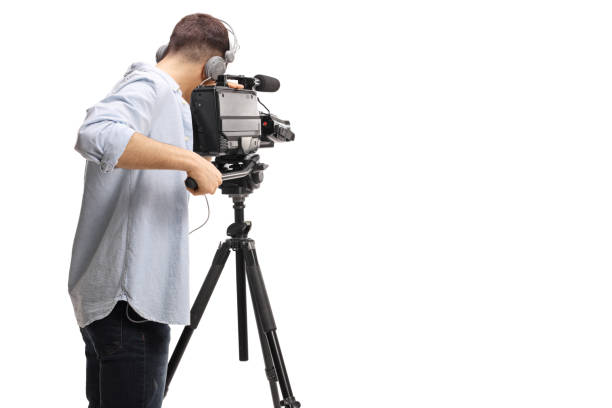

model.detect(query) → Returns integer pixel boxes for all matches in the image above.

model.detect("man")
[68,13,243,408]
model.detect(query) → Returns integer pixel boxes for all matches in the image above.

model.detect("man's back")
[68,62,193,328]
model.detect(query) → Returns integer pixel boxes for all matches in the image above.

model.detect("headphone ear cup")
[155,45,168,63]
[225,49,235,63]
[205,56,227,80]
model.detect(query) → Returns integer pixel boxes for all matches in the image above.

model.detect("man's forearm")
[116,132,197,171]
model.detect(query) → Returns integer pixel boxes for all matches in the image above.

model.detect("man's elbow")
[74,123,101,163]
[76,121,136,173]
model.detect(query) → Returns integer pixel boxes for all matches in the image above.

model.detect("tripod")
[165,155,301,408]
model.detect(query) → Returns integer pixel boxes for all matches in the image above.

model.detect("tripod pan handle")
[185,177,198,191]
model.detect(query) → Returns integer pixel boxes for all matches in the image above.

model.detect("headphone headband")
[216,18,240,63]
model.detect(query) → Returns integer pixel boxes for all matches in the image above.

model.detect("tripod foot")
[280,396,301,408]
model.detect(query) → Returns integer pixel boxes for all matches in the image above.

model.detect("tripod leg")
[236,249,249,361]
[243,241,301,408]
[252,287,282,408]
[164,241,232,397]
[241,244,281,407]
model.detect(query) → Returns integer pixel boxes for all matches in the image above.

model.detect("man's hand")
[202,79,244,89]
[186,153,223,195]
[227,81,244,89]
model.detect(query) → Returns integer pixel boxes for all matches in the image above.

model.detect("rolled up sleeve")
[75,76,157,173]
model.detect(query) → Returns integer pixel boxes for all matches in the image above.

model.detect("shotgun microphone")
[254,75,280,92]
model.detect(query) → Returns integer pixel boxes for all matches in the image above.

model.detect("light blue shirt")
[69,62,193,328]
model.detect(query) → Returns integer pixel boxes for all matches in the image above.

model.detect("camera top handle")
[215,74,280,93]
[215,74,256,90]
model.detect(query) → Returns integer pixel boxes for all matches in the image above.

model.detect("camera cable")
[189,194,211,234]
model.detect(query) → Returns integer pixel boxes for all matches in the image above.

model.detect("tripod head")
[217,153,268,197]
[185,153,268,198]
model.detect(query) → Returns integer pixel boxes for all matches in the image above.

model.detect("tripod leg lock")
[265,367,278,382]
[280,396,301,408]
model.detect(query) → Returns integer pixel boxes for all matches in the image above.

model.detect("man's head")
[166,13,230,64]
[157,13,236,102]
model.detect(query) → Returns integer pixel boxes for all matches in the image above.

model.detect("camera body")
[191,86,261,156]
[190,75,294,157]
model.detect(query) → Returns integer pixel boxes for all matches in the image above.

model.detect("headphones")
[155,18,240,80]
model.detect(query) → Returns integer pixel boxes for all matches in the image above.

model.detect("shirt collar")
[126,62,182,96]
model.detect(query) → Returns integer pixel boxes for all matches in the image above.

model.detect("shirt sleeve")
[75,76,158,173]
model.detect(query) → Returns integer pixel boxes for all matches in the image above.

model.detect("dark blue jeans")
[79,301,171,408]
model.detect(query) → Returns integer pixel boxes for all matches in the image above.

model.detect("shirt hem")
[74,293,190,328]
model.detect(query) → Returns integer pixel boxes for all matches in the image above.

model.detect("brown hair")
[167,13,230,61]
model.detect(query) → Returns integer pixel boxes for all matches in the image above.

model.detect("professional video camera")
[191,74,294,155]
[185,74,295,195]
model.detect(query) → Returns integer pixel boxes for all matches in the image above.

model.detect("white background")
[0,0,610,407]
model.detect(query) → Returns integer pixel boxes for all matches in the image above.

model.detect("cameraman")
[68,13,243,408]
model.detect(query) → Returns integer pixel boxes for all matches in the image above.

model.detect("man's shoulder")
[112,62,178,98]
